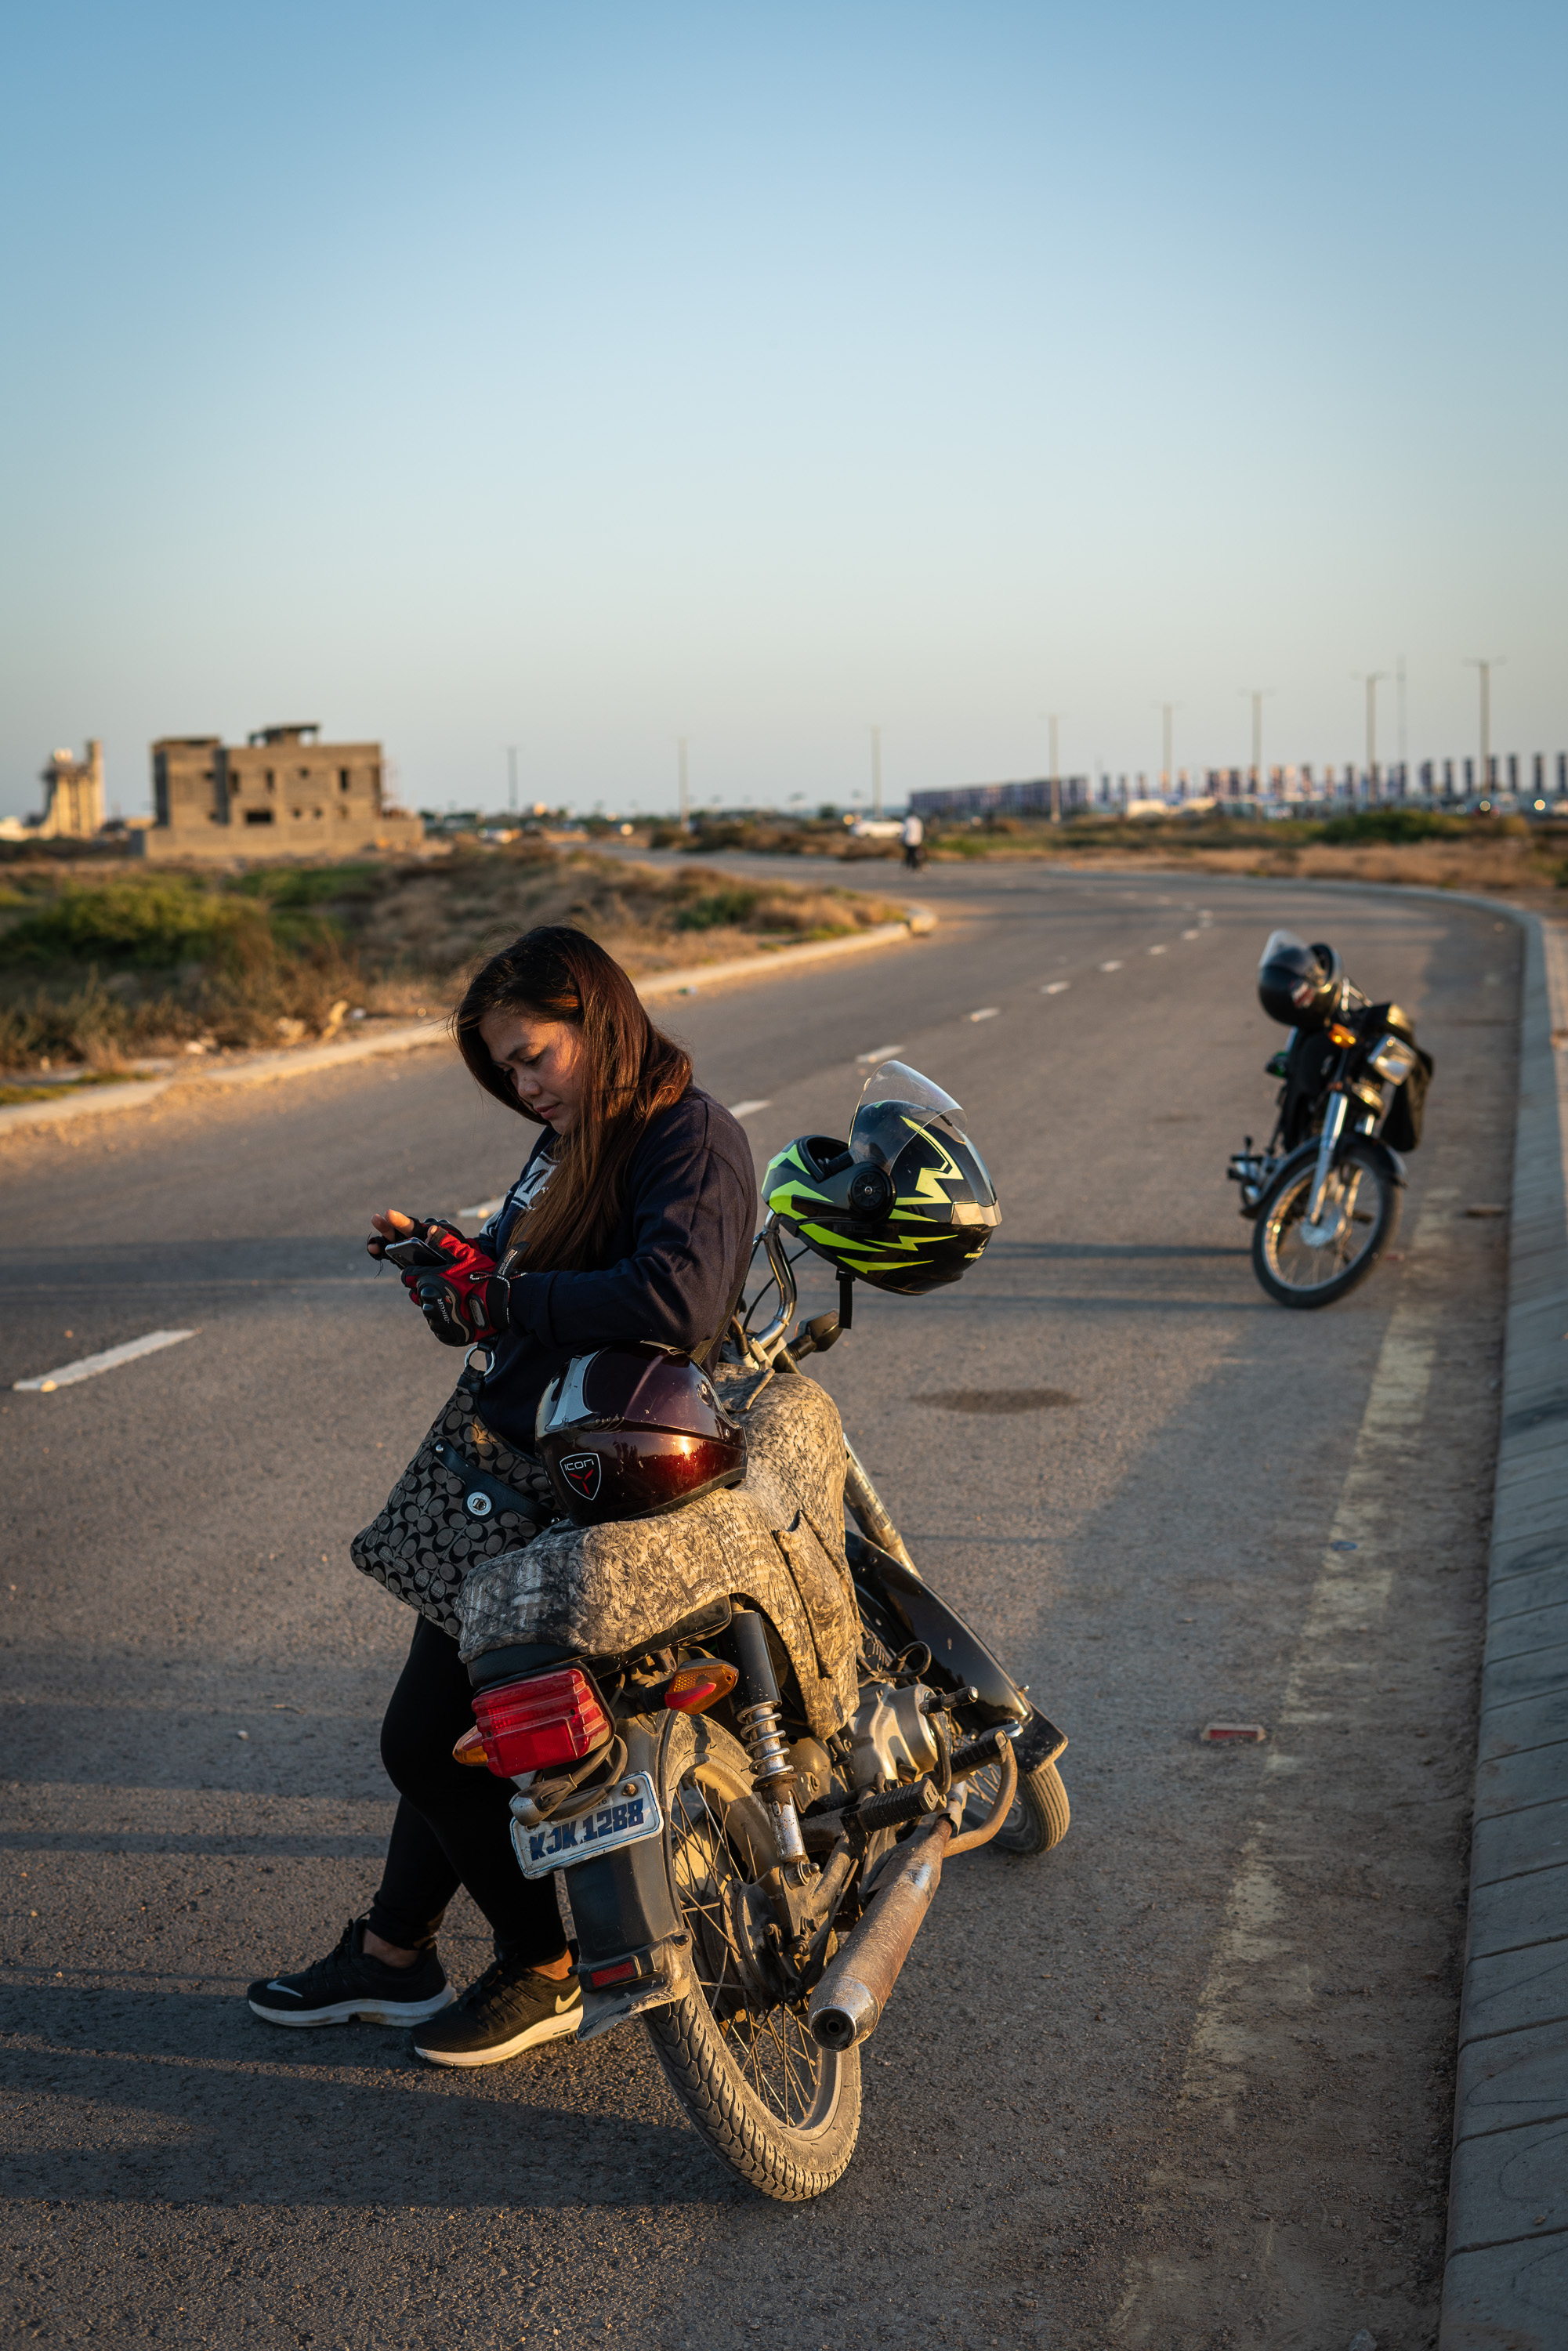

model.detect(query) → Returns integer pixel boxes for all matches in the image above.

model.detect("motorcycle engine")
[847,1682,942,1791]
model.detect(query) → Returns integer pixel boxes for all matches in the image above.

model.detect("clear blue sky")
[2,1,1563,818]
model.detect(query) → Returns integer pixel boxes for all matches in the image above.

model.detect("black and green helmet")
[762,1061,999,1296]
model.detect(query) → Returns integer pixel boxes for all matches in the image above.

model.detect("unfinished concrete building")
[36,741,105,838]
[143,726,422,860]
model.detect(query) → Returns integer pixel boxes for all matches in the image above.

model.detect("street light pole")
[1353,672,1389,796]
[505,746,518,816]
[1152,701,1183,799]
[870,725,882,820]
[1464,657,1505,797]
[1238,690,1275,802]
[677,737,690,830]
[1048,714,1061,824]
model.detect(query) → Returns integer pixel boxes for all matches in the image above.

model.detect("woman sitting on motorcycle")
[247,926,756,2067]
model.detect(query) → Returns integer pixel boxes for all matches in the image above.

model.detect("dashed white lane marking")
[14,1329,197,1393]
[727,1099,773,1118]
[460,1195,506,1221]
[969,1007,1000,1022]
[855,1045,905,1065]
[1041,981,1070,995]
[1182,929,1202,940]
[1148,944,1168,955]
[1099,960,1124,973]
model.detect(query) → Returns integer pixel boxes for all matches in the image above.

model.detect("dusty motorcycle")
[449,1063,1070,2201]
[1227,930,1432,1309]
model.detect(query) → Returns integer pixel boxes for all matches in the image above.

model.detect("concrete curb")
[1439,907,1568,2349]
[0,1019,449,1134]
[0,912,933,1139]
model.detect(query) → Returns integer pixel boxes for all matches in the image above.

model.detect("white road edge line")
[855,1045,906,1065]
[14,1329,197,1393]
[1113,1188,1454,2342]
[727,1099,773,1118]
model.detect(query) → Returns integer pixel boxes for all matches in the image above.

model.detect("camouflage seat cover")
[456,1367,857,1740]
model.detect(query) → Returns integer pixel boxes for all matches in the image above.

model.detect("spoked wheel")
[1252,1138,1400,1310]
[960,1753,1070,1855]
[641,1712,860,2202]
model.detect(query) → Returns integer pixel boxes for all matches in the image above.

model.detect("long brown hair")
[453,927,692,1271]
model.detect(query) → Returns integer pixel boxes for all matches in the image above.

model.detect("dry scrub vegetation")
[915,806,1568,893]
[0,842,901,1074]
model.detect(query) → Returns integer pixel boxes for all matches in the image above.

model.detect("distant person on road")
[246,927,755,2068]
[902,811,925,870]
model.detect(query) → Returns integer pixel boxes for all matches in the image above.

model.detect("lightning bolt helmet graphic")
[762,1060,999,1299]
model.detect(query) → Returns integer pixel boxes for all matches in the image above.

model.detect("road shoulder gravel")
[1440,910,1568,2348]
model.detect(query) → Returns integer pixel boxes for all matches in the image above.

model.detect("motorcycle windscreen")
[850,1060,975,1168]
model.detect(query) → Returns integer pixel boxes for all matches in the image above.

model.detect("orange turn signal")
[662,1660,739,1715]
[451,1724,491,1766]
[1327,1022,1357,1047]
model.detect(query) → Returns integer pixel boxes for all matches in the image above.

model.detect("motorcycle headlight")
[1367,1034,1418,1084]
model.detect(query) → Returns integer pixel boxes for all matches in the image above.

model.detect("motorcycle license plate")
[510,1773,663,1879]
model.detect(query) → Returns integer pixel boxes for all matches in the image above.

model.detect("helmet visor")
[1258,928,1312,973]
[850,1060,972,1165]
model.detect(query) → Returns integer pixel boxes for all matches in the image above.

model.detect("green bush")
[0,876,266,966]
[675,887,762,931]
[1314,809,1471,846]
[232,863,381,907]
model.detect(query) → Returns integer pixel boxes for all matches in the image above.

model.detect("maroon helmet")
[534,1342,747,1527]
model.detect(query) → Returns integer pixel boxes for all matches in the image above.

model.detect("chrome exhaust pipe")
[806,1816,953,2051]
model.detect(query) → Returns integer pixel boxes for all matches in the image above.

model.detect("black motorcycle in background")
[1227,930,1433,1309]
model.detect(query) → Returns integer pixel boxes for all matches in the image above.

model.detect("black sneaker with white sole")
[411,1951,582,2069]
[248,1919,454,2029]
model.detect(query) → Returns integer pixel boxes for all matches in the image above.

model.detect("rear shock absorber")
[730,1608,811,1872]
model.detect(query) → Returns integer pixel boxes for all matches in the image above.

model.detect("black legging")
[366,1612,567,1966]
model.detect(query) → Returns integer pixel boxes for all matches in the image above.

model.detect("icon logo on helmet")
[559,1453,602,1501]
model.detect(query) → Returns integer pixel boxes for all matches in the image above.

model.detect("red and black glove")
[368,1217,512,1348]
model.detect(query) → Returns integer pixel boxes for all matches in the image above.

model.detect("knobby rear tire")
[641,1711,861,2203]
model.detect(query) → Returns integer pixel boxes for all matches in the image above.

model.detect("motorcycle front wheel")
[641,1711,861,2203]
[960,1755,1070,1855]
[1251,1138,1400,1310]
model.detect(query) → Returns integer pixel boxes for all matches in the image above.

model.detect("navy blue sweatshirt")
[472,1086,757,1453]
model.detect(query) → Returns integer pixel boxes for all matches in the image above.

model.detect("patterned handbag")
[349,1347,557,1636]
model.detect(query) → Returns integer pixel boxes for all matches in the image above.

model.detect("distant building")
[908,777,1091,820]
[142,726,422,860]
[36,741,105,837]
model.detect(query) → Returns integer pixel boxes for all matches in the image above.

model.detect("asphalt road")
[0,862,1518,2351]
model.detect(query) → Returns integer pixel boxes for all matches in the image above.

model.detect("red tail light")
[470,1668,610,1777]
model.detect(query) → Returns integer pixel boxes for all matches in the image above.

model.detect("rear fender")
[552,1715,693,2041]
[849,1532,1030,1728]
